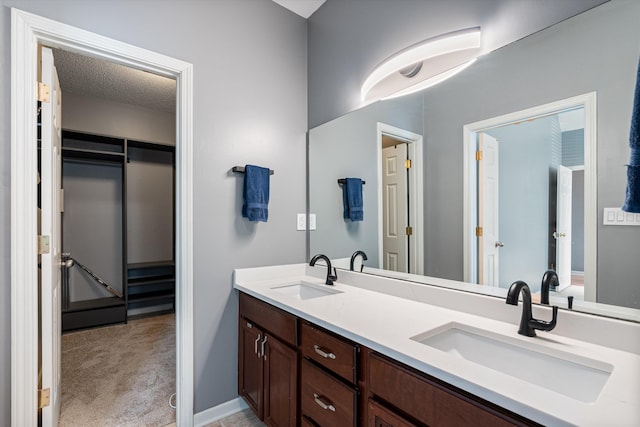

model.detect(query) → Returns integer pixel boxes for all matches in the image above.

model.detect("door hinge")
[60,189,64,213]
[38,235,50,254]
[406,226,413,236]
[38,82,50,103]
[38,388,50,409]
[476,227,483,237]
[475,150,483,161]
[405,159,412,169]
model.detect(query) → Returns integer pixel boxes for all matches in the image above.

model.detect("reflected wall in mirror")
[308,1,640,321]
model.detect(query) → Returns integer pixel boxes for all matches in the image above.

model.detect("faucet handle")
[327,267,338,285]
[529,306,558,332]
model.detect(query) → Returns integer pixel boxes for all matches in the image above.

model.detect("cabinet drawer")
[239,292,297,346]
[369,353,531,427]
[368,399,417,427]
[301,322,358,383]
[301,359,357,427]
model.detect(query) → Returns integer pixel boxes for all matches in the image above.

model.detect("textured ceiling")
[52,48,176,113]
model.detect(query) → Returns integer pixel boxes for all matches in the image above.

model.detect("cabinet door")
[264,333,298,427]
[368,399,417,427]
[239,319,264,419]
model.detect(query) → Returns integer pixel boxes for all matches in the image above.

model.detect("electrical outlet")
[309,214,317,230]
[297,213,306,230]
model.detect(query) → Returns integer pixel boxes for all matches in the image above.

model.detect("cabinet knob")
[314,344,336,360]
[313,393,336,412]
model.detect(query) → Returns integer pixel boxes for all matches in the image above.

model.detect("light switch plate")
[309,214,317,230]
[297,213,306,230]
[603,207,640,226]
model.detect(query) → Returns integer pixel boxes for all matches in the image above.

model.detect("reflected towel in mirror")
[623,57,640,213]
[343,177,364,221]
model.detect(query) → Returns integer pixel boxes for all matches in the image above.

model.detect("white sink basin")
[270,282,343,300]
[411,323,612,403]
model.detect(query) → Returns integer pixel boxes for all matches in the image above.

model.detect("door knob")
[495,241,504,248]
[553,231,566,239]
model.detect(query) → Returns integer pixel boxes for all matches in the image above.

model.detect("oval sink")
[411,323,612,403]
[271,282,343,300]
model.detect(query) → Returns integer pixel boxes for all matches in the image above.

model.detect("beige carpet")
[59,314,176,426]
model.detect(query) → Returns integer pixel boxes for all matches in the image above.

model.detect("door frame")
[376,122,424,275]
[462,92,596,301]
[11,9,194,426]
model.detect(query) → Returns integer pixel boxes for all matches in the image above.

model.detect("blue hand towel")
[342,178,363,221]
[242,165,270,222]
[623,57,640,213]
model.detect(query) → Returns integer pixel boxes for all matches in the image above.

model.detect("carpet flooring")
[59,314,176,426]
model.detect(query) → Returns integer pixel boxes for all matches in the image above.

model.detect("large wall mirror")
[308,1,640,322]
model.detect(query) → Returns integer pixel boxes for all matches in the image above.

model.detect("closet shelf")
[127,275,175,287]
[62,296,125,314]
[128,291,175,303]
[127,260,175,270]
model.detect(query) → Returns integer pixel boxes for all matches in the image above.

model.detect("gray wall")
[307,0,640,308]
[63,162,124,300]
[309,95,423,265]
[485,117,557,290]
[0,0,307,422]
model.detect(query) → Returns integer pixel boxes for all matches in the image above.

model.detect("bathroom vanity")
[234,263,640,427]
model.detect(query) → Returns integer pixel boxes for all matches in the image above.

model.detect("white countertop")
[233,263,640,427]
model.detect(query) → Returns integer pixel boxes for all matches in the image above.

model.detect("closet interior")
[61,129,175,332]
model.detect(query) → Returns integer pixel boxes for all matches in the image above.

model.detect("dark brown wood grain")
[300,359,357,427]
[240,292,298,346]
[264,333,298,427]
[300,321,358,384]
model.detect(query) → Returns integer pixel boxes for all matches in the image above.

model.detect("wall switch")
[603,207,640,226]
[309,214,317,230]
[297,213,306,230]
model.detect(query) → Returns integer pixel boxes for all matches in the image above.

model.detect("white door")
[479,133,500,286]
[40,46,63,426]
[382,144,408,272]
[555,165,573,290]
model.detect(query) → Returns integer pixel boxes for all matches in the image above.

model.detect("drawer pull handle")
[260,336,268,359]
[254,334,261,357]
[313,393,336,412]
[314,345,336,359]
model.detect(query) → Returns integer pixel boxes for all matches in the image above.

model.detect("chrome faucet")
[540,270,559,304]
[506,281,558,337]
[350,250,368,272]
[309,254,337,286]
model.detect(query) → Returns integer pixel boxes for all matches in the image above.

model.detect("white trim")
[11,9,194,426]
[376,123,424,275]
[194,397,249,427]
[462,93,597,301]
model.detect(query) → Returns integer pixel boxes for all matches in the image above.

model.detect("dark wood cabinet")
[300,359,357,427]
[264,333,298,426]
[239,319,264,418]
[367,352,539,427]
[237,291,539,427]
[238,293,298,427]
[367,399,417,427]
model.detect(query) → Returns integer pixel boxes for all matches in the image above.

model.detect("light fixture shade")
[361,27,482,103]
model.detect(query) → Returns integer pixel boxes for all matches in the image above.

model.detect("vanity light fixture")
[361,27,482,103]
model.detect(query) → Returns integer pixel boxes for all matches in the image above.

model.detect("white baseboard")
[194,397,249,427]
